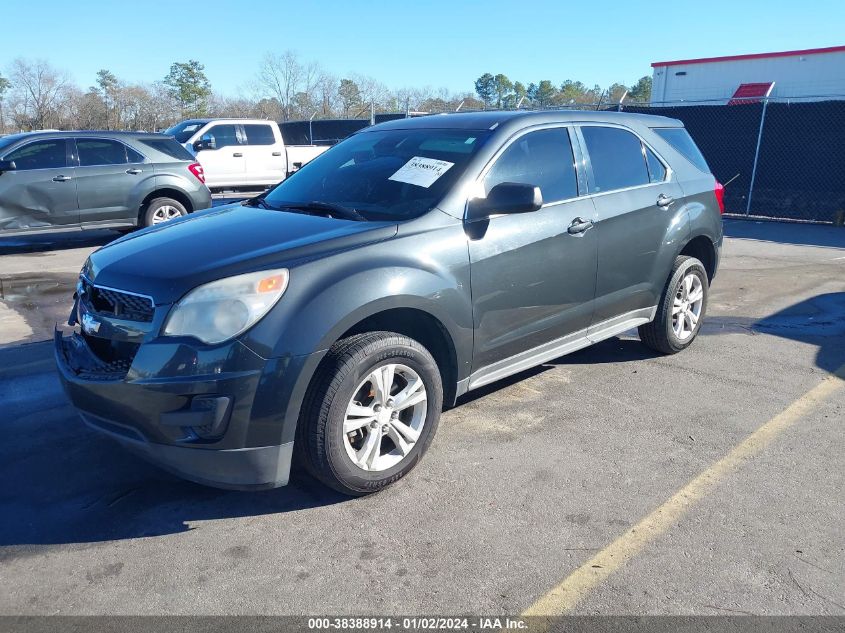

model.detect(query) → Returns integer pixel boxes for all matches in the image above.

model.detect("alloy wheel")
[342,363,428,472]
[672,272,704,340]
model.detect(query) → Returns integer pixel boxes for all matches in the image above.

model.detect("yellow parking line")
[523,363,845,617]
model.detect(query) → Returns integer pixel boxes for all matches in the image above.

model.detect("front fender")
[240,220,473,445]
[243,226,473,367]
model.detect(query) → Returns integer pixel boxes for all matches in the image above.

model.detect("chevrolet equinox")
[56,111,723,495]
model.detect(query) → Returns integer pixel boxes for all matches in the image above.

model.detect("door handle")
[52,175,72,182]
[568,217,593,234]
[125,168,143,175]
[271,151,282,156]
[656,193,675,208]
[233,152,243,157]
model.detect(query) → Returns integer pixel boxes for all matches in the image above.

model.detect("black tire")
[638,255,709,355]
[297,331,443,496]
[141,197,188,227]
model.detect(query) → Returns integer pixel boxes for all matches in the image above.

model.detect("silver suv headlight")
[163,269,289,344]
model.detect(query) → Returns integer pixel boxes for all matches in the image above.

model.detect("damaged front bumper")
[54,328,296,490]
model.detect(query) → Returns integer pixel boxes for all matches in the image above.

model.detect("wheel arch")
[678,234,717,281]
[336,307,460,409]
[139,188,194,221]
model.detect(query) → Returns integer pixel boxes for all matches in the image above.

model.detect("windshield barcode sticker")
[389,156,454,188]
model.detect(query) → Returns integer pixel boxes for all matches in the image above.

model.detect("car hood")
[85,203,398,304]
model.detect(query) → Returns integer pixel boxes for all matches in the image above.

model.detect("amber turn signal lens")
[257,274,285,294]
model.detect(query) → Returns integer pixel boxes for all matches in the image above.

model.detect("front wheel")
[297,332,443,496]
[639,255,709,354]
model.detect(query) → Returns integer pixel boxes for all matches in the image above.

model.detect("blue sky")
[2,0,842,95]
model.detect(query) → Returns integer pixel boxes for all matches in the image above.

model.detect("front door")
[74,137,145,224]
[0,138,78,232]
[467,126,597,382]
[194,123,246,188]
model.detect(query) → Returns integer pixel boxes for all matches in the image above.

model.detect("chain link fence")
[618,96,845,223]
[319,96,845,224]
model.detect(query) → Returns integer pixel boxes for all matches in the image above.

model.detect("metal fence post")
[746,97,769,216]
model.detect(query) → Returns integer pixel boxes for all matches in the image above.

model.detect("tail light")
[714,181,725,214]
[188,162,205,184]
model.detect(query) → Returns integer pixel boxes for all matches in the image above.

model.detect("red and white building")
[650,45,845,105]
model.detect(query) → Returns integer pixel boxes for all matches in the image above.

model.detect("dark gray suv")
[0,131,211,234]
[55,111,723,496]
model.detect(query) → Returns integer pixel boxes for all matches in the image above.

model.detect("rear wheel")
[639,255,708,354]
[142,197,187,227]
[297,332,443,496]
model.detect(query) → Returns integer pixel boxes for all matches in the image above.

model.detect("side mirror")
[466,182,543,221]
[0,160,17,174]
[193,135,216,152]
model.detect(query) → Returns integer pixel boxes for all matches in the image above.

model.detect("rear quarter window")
[139,138,195,161]
[653,128,710,173]
[243,124,276,146]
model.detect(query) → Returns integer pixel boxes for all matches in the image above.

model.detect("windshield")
[263,128,491,221]
[164,120,208,144]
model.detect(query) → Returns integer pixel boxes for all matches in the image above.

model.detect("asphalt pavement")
[0,219,843,615]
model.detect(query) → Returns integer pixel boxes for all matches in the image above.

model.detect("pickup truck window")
[263,129,492,221]
[581,126,651,193]
[484,128,578,204]
[243,124,276,146]
[206,124,240,149]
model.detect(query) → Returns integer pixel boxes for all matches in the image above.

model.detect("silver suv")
[0,131,211,234]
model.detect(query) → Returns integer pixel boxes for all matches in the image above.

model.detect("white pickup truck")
[165,118,330,191]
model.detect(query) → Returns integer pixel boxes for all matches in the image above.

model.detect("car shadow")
[0,416,348,548]
[723,218,845,250]
[2,293,843,548]
[460,292,845,406]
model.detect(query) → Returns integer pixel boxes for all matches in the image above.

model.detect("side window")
[126,145,145,164]
[243,124,276,146]
[581,126,650,193]
[205,124,240,149]
[77,139,129,166]
[4,140,66,170]
[483,128,578,204]
[645,146,666,183]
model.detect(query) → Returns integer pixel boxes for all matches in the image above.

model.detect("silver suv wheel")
[342,363,428,472]
[151,204,182,224]
[672,273,704,340]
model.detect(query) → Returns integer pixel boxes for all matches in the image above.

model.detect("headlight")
[163,269,289,344]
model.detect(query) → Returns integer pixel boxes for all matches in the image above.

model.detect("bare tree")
[315,72,339,117]
[0,72,10,133]
[350,73,390,114]
[256,50,307,121]
[9,58,71,130]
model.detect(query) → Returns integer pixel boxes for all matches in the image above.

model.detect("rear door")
[194,123,246,188]
[576,124,684,331]
[0,138,78,231]
[467,126,598,382]
[242,123,286,186]
[74,137,146,224]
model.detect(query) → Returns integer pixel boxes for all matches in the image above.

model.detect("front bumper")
[55,329,298,490]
